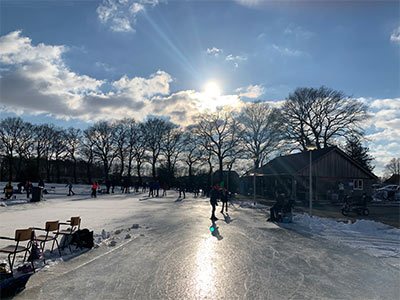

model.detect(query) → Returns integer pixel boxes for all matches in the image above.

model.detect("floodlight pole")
[253,172,256,204]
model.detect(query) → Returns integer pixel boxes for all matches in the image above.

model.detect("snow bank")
[283,213,400,263]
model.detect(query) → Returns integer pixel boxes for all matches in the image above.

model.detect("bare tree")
[118,119,138,183]
[237,102,282,169]
[385,158,400,177]
[161,124,184,180]
[81,129,96,183]
[0,117,32,180]
[86,121,118,180]
[182,128,203,179]
[281,86,369,150]
[65,128,82,183]
[195,110,240,183]
[50,128,68,183]
[114,120,129,181]
[141,117,173,179]
[32,124,53,180]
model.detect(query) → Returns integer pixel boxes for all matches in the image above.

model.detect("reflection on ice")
[194,236,216,298]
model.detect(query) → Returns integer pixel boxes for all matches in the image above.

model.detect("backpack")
[27,241,42,262]
[72,229,94,249]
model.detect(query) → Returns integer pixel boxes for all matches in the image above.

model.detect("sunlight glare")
[203,81,222,98]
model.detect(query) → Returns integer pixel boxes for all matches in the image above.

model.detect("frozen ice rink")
[1,184,399,299]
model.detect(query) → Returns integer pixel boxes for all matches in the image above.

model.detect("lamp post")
[253,171,256,204]
[306,143,317,216]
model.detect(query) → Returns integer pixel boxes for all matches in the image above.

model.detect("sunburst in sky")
[0,0,399,175]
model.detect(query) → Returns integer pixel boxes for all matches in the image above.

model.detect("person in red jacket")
[91,182,98,198]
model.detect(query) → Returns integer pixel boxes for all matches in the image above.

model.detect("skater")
[25,181,32,198]
[91,182,98,198]
[268,191,285,222]
[220,188,229,214]
[178,183,186,199]
[210,184,220,221]
[4,182,13,199]
[105,179,111,194]
[38,179,45,188]
[161,183,168,197]
[155,181,160,197]
[148,182,154,197]
[66,182,75,196]
[17,182,24,193]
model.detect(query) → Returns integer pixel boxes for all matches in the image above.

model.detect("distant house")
[240,146,378,202]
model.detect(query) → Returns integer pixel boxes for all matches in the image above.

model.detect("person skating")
[4,182,13,199]
[210,184,220,221]
[66,182,75,196]
[25,181,32,198]
[91,182,98,198]
[220,188,229,214]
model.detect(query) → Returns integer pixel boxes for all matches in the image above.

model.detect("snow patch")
[283,213,400,266]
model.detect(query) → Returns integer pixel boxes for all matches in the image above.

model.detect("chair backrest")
[45,221,59,232]
[70,217,81,228]
[15,228,33,241]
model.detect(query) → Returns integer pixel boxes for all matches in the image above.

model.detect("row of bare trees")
[0,86,375,184]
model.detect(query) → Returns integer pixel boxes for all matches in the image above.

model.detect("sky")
[0,0,399,176]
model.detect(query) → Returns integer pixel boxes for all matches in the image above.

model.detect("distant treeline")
[0,86,374,186]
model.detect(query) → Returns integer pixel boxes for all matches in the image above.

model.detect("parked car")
[375,185,400,200]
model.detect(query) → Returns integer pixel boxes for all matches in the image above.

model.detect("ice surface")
[0,183,399,299]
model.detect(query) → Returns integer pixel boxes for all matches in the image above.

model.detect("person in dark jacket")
[268,192,285,222]
[220,188,229,214]
[210,185,220,220]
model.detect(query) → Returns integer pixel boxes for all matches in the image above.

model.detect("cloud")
[272,44,303,57]
[390,26,400,44]
[225,54,247,68]
[205,47,248,68]
[236,84,265,99]
[284,25,314,39]
[206,47,223,57]
[362,98,400,176]
[235,0,263,8]
[0,31,246,125]
[96,0,160,33]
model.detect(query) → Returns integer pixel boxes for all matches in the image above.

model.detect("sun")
[203,81,222,98]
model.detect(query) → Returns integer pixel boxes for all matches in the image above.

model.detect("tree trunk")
[86,161,92,184]
[152,158,156,179]
[136,160,142,184]
[73,159,77,184]
[56,159,61,183]
[7,156,13,181]
[103,161,109,180]
[219,157,223,183]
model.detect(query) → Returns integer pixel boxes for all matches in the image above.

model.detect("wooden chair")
[0,228,35,275]
[32,221,62,262]
[57,217,81,253]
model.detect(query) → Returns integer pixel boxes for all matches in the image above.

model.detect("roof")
[246,146,377,179]
[384,174,400,185]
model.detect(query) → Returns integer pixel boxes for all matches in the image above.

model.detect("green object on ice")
[209,226,215,232]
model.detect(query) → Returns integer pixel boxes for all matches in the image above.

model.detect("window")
[353,179,363,190]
